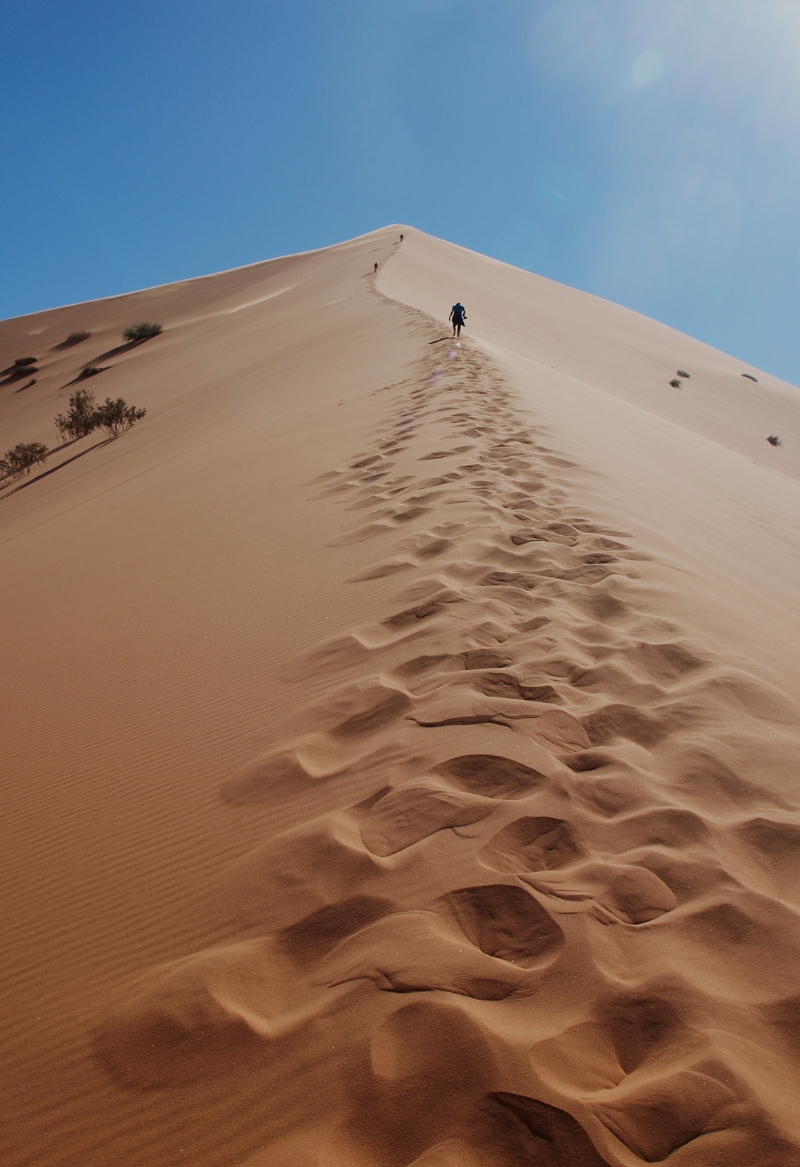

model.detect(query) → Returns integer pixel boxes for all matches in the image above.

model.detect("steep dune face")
[2,227,800,1166]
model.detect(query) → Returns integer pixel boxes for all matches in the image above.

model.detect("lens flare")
[631,49,665,87]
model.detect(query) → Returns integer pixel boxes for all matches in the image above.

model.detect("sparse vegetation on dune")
[0,336,148,492]
[2,356,39,381]
[123,322,162,342]
[52,330,91,350]
[54,388,147,444]
[94,397,146,438]
[0,442,49,480]
[55,388,101,442]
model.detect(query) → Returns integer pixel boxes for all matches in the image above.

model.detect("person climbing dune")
[449,302,466,337]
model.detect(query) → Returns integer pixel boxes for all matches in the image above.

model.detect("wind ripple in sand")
[97,320,800,1164]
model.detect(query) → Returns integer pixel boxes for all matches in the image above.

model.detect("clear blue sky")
[2,1,800,383]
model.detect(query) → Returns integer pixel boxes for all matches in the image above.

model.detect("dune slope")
[2,227,800,1166]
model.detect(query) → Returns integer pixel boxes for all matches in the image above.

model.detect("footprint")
[531,1022,628,1094]
[278,895,396,965]
[349,559,416,580]
[215,816,381,930]
[737,817,800,892]
[522,861,678,924]
[463,649,513,669]
[593,1069,749,1163]
[407,1093,612,1167]
[672,895,800,1000]
[356,1002,499,1165]
[318,910,537,1000]
[221,749,314,805]
[470,671,561,704]
[433,754,547,799]
[668,747,782,812]
[479,817,584,873]
[625,641,704,682]
[329,683,412,737]
[358,782,495,856]
[582,703,686,747]
[436,884,565,967]
[94,940,311,1088]
[534,990,702,1086]
[381,592,462,634]
[609,807,710,850]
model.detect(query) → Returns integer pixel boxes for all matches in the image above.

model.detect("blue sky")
[2,1,800,382]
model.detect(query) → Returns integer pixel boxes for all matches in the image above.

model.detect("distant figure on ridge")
[400,233,404,241]
[374,262,378,273]
[449,301,466,337]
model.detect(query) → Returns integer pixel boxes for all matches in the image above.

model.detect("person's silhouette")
[449,302,466,337]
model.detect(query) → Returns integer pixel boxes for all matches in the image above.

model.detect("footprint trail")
[97,308,800,1165]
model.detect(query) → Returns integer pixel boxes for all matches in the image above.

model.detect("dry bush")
[55,388,99,442]
[0,442,49,480]
[94,397,146,438]
[123,322,162,342]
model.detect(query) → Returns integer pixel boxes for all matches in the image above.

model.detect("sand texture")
[2,227,800,1165]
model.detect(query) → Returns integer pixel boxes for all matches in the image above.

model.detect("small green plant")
[55,388,99,442]
[0,442,49,479]
[76,365,103,381]
[14,356,37,368]
[677,369,690,378]
[65,330,91,345]
[94,397,146,438]
[123,322,162,342]
[669,378,682,388]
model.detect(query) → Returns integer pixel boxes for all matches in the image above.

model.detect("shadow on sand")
[0,436,113,499]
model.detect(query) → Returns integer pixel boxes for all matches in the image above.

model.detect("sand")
[2,226,800,1166]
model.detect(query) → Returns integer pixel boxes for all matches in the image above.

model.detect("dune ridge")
[2,228,800,1165]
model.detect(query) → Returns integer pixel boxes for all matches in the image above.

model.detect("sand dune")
[2,226,800,1165]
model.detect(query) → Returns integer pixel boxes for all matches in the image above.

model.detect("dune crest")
[3,227,800,1165]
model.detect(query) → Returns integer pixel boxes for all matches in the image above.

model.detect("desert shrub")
[55,388,99,442]
[669,378,682,388]
[767,435,781,447]
[77,365,103,381]
[93,397,146,438]
[0,442,49,479]
[3,356,38,379]
[742,373,758,382]
[677,369,690,378]
[123,322,162,342]
[66,330,91,345]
